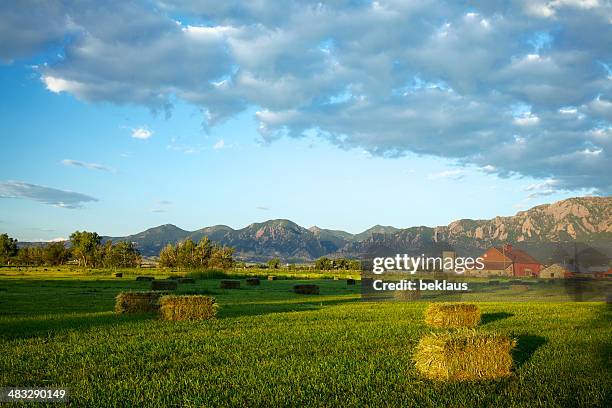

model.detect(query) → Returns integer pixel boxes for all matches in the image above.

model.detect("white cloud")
[1,0,611,193]
[131,127,153,140]
[213,139,225,149]
[524,179,561,198]
[0,181,98,209]
[61,159,115,172]
[513,113,540,126]
[427,169,465,180]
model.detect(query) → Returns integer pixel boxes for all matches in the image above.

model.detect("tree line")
[0,231,140,268]
[158,237,234,269]
[314,257,360,270]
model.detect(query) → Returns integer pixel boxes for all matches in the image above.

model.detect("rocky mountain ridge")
[103,196,611,261]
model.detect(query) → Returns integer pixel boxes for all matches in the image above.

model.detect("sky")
[0,0,610,241]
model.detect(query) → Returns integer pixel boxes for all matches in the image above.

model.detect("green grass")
[0,268,610,407]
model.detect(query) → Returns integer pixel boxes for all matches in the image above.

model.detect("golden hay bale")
[267,275,277,281]
[151,280,178,291]
[293,284,319,295]
[220,280,240,289]
[347,279,356,285]
[246,277,260,286]
[136,276,155,281]
[115,291,166,313]
[413,330,516,381]
[114,272,123,278]
[393,289,421,301]
[159,295,218,321]
[510,284,529,291]
[424,303,481,328]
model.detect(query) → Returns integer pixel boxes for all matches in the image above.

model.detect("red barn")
[480,244,543,278]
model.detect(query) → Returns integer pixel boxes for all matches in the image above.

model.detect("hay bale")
[151,280,178,291]
[114,272,123,278]
[220,280,240,289]
[393,289,421,301]
[136,276,155,281]
[413,330,516,381]
[347,279,356,285]
[293,284,319,295]
[159,295,218,321]
[510,284,529,291]
[267,275,277,281]
[115,291,166,313]
[178,277,195,284]
[424,303,481,328]
[246,277,260,286]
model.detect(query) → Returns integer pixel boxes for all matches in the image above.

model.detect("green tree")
[210,245,235,269]
[177,239,197,269]
[69,231,101,267]
[43,242,70,266]
[267,258,281,269]
[0,233,18,265]
[159,243,177,268]
[315,257,333,270]
[16,246,44,266]
[194,237,213,267]
[104,241,141,268]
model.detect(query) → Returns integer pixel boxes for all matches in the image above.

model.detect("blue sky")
[0,1,610,241]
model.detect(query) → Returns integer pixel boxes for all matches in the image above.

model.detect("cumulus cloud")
[213,139,225,149]
[61,159,115,172]
[131,127,153,140]
[0,181,98,209]
[2,0,611,193]
[427,169,465,180]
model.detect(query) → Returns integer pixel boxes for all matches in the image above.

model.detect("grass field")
[0,268,610,407]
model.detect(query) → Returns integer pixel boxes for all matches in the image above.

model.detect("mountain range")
[105,196,612,263]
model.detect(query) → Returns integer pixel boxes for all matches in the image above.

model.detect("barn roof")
[495,246,541,265]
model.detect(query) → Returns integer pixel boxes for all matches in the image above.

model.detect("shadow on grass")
[481,312,514,325]
[512,334,547,369]
[218,297,358,318]
[0,313,153,340]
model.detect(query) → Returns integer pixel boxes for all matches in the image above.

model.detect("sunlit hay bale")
[246,277,260,286]
[393,288,421,301]
[178,277,195,284]
[347,279,356,285]
[510,284,529,291]
[159,295,218,321]
[267,275,277,281]
[293,284,320,295]
[424,303,481,328]
[115,291,166,314]
[151,280,178,291]
[114,272,123,278]
[413,330,516,381]
[220,280,240,289]
[136,276,155,281]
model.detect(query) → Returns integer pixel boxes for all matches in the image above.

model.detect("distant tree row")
[0,232,140,268]
[315,257,360,270]
[158,237,234,269]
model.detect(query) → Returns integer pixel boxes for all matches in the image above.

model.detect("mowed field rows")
[0,269,610,407]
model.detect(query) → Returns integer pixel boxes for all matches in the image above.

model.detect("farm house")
[473,244,543,278]
[539,263,573,279]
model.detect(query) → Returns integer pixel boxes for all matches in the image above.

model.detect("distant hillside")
[97,196,611,262]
